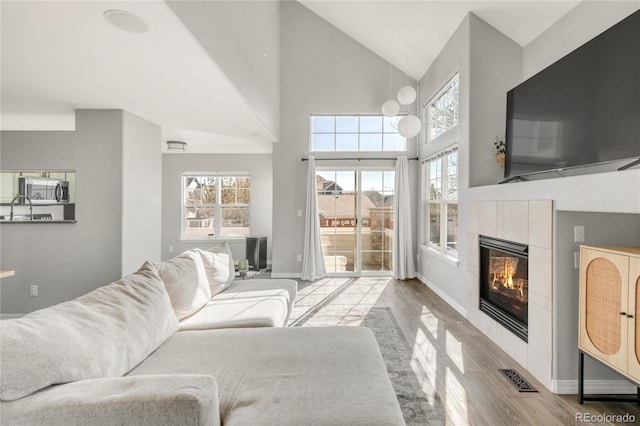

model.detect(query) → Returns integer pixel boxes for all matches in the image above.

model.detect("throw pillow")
[0,262,178,401]
[198,242,235,297]
[153,249,211,320]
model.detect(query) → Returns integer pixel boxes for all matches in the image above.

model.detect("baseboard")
[417,274,468,318]
[270,272,302,279]
[551,379,637,394]
[1,313,24,320]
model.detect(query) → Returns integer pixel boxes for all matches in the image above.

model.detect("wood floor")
[291,277,640,426]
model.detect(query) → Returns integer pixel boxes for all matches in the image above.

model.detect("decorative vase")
[238,259,249,274]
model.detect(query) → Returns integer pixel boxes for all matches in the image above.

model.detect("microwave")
[18,177,70,204]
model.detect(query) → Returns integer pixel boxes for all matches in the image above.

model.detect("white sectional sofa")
[0,245,405,426]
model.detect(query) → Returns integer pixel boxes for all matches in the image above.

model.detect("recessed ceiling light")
[103,10,149,34]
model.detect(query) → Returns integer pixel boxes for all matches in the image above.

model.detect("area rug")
[361,307,446,426]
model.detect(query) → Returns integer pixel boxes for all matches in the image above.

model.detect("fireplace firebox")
[479,236,529,342]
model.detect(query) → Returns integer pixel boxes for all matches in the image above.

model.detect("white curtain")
[393,156,416,279]
[301,156,327,281]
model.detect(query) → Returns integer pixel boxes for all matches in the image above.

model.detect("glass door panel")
[361,171,394,273]
[317,171,357,273]
[317,169,394,275]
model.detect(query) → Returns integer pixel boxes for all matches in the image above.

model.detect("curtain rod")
[301,157,418,162]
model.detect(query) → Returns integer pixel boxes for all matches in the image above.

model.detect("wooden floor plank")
[295,277,640,425]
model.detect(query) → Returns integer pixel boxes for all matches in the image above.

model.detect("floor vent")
[498,369,538,393]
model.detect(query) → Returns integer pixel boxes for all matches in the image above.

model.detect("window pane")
[428,74,459,140]
[221,207,249,237]
[184,206,215,238]
[429,159,442,200]
[311,116,334,133]
[310,114,405,153]
[447,204,458,251]
[360,116,382,133]
[361,171,382,191]
[360,133,382,151]
[429,204,441,245]
[336,116,358,132]
[336,133,358,151]
[312,134,334,151]
[383,116,400,133]
[447,152,458,200]
[383,133,406,151]
[237,189,250,204]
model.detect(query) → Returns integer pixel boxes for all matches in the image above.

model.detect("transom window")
[182,172,250,239]
[310,114,406,152]
[428,73,459,140]
[424,148,458,256]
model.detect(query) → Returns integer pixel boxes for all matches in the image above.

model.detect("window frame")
[427,73,459,141]
[309,114,407,152]
[423,148,458,258]
[180,172,251,241]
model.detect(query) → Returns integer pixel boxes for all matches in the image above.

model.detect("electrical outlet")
[574,252,580,269]
[29,285,38,297]
[168,246,174,253]
[296,254,302,262]
[297,209,302,217]
[574,226,585,243]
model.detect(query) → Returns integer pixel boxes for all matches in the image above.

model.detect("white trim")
[1,314,24,320]
[551,379,637,395]
[420,244,460,267]
[416,274,468,318]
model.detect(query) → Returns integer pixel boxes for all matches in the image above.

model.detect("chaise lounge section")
[0,247,405,425]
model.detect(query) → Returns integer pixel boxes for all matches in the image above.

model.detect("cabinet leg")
[579,351,584,404]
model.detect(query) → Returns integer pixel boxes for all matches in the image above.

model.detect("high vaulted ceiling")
[1,1,580,153]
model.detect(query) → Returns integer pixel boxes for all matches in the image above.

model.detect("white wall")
[160,153,273,263]
[121,111,162,275]
[168,1,280,141]
[273,1,418,277]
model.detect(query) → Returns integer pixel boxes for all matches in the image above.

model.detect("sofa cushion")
[154,249,211,319]
[178,279,298,330]
[197,243,235,297]
[127,327,405,426]
[178,295,289,330]
[0,263,178,401]
[1,375,220,426]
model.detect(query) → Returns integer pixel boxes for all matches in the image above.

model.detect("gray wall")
[417,14,470,310]
[468,15,522,187]
[555,211,640,381]
[273,1,418,277]
[0,110,123,314]
[168,1,280,140]
[121,111,162,275]
[161,153,273,263]
[417,13,520,309]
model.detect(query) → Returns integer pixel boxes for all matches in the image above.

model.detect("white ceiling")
[1,0,580,153]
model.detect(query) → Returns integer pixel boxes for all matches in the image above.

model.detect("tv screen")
[504,10,640,180]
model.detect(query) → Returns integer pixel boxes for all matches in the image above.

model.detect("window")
[310,114,406,152]
[428,74,459,140]
[182,172,250,239]
[424,149,458,256]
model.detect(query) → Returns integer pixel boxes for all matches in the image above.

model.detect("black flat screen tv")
[504,10,640,181]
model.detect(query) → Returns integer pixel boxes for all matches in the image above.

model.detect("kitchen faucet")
[10,195,33,221]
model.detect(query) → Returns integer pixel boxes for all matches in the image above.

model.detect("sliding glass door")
[316,169,394,276]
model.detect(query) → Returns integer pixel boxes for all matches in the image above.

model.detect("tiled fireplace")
[467,200,553,389]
